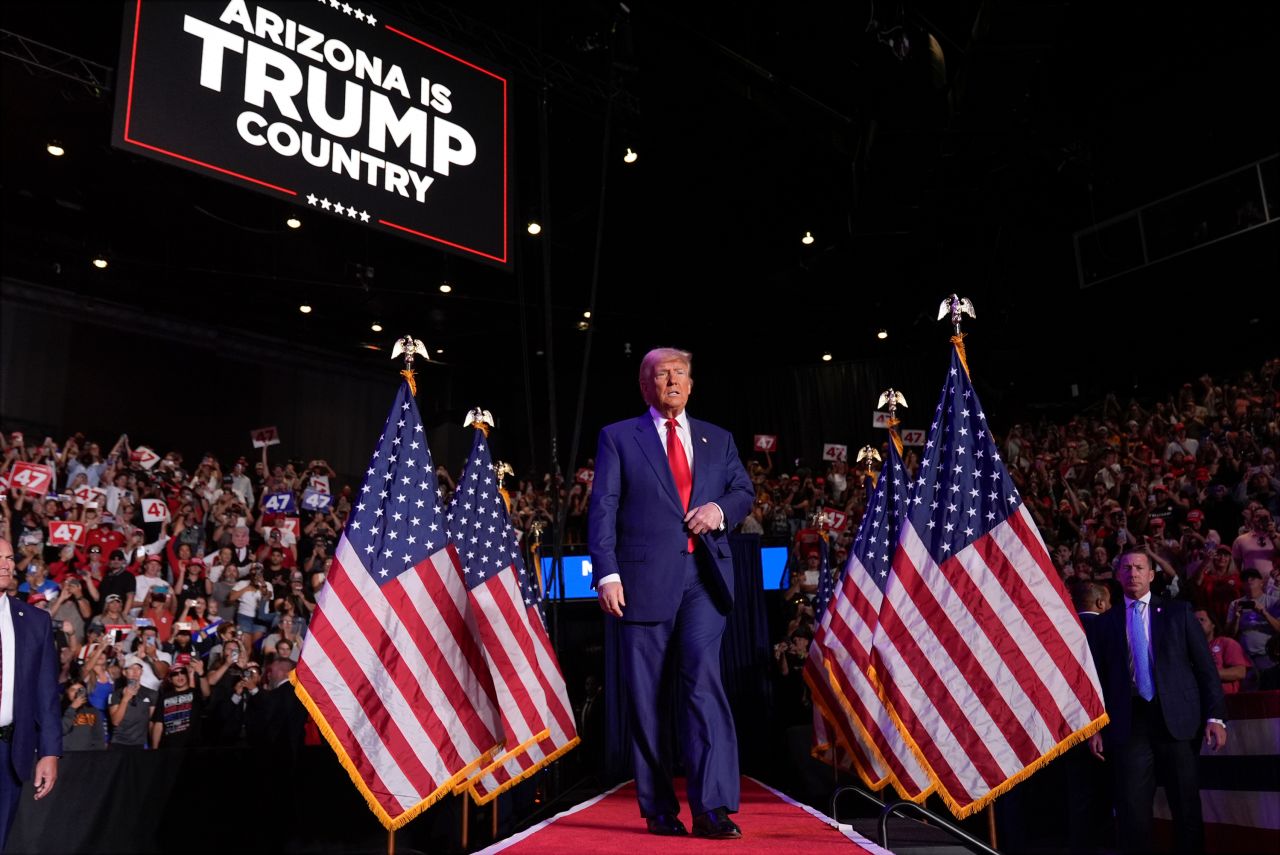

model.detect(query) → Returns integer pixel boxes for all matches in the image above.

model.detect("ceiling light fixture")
[877,328,888,340]
[583,310,592,319]
[801,231,815,245]
[438,282,452,294]
[299,304,312,314]
[370,322,383,333]
[527,221,542,235]
[435,349,444,355]
[821,352,833,362]
[46,141,65,157]
[623,147,638,164]
[91,255,108,269]
[576,320,590,331]
[286,217,301,229]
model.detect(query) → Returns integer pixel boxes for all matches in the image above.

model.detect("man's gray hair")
[638,347,693,388]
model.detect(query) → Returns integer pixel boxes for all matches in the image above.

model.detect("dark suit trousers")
[1114,697,1204,855]
[619,552,739,818]
[0,738,24,851]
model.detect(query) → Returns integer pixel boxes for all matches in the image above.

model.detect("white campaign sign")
[901,429,927,446]
[822,443,848,462]
[142,498,170,522]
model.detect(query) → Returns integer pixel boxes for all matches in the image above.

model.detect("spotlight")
[299,304,312,314]
[370,322,383,333]
[801,231,815,245]
[576,320,590,331]
[46,141,66,157]
[821,352,833,362]
[877,329,888,340]
[527,221,542,235]
[439,282,452,294]
[286,217,301,229]
[91,255,108,269]
[583,310,592,319]
[435,349,444,355]
[623,147,638,164]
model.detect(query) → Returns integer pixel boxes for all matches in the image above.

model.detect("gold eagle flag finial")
[391,336,428,396]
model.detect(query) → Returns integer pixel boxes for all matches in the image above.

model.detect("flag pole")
[388,828,395,855]
[461,795,470,849]
[986,803,997,848]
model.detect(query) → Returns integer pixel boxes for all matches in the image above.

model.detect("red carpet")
[476,777,894,854]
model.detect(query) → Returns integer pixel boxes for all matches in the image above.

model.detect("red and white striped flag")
[293,382,503,830]
[805,440,933,801]
[871,342,1108,817]
[447,426,578,803]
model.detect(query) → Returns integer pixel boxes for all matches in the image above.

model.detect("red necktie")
[666,418,694,551]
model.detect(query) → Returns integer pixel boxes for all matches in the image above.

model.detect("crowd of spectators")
[3,358,1276,804]
[0,436,346,753]
[768,358,1280,702]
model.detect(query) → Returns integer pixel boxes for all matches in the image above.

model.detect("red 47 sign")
[822,507,849,532]
[280,517,300,538]
[251,426,281,448]
[10,462,54,495]
[48,521,87,546]
[753,435,777,452]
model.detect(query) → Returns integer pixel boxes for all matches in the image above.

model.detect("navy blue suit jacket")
[1087,596,1225,749]
[5,595,62,781]
[587,414,754,622]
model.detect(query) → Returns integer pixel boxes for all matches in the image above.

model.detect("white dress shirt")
[1,596,15,727]
[597,409,723,589]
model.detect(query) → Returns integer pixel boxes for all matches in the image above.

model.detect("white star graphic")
[360,210,370,222]
[306,193,317,205]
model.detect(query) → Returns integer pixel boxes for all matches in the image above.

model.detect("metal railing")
[831,784,1000,855]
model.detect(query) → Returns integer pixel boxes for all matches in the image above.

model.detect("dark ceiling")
[2,1,1277,423]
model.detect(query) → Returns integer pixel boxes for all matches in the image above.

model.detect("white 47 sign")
[822,443,848,462]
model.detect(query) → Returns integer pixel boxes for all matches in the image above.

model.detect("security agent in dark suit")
[1086,549,1226,854]
[0,538,62,849]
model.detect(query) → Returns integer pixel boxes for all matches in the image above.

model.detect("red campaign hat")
[144,553,164,564]
[187,557,206,567]
[1187,510,1204,522]
[1195,467,1210,480]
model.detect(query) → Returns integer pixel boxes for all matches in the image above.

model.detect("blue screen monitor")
[541,555,597,600]
[761,545,789,590]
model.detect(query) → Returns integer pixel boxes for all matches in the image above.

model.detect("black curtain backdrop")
[603,534,773,785]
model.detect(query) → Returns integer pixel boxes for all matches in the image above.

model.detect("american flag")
[447,427,579,804]
[293,382,502,830]
[871,344,1107,817]
[805,438,932,800]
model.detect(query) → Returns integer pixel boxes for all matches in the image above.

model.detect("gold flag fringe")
[400,369,417,397]
[466,736,582,805]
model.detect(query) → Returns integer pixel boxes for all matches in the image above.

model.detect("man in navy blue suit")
[0,538,62,849]
[1086,548,1226,854]
[588,347,754,838]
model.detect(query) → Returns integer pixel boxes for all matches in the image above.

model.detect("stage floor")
[475,776,895,854]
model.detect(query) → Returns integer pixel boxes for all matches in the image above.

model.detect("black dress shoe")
[691,807,741,839]
[646,814,688,836]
